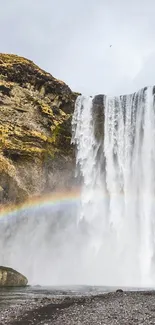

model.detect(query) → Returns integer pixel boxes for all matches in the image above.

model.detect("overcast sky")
[1,0,155,95]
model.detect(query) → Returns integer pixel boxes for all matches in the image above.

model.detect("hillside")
[0,54,78,203]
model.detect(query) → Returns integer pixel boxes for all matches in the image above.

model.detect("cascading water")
[1,87,155,287]
[72,87,155,287]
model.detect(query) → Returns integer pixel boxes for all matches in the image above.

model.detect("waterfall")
[1,87,155,287]
[72,87,155,287]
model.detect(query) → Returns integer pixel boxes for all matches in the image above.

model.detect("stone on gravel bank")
[0,266,28,286]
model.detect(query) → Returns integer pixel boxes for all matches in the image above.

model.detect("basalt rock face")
[0,266,28,286]
[0,54,78,204]
[92,95,105,142]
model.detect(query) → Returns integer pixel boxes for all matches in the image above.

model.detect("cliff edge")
[0,54,78,204]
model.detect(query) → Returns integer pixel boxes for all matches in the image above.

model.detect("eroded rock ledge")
[0,54,79,204]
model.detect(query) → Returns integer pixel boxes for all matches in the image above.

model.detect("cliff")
[0,54,78,204]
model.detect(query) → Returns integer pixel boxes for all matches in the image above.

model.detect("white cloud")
[1,0,155,95]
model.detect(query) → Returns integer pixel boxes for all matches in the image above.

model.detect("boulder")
[0,266,28,287]
[116,289,123,293]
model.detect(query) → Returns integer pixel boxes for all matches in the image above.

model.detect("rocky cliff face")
[0,54,78,204]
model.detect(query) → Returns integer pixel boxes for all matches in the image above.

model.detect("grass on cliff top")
[0,53,66,85]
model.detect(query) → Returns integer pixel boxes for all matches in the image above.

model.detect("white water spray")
[72,87,155,287]
[1,87,155,287]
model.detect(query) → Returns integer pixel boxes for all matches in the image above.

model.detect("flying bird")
[110,45,112,47]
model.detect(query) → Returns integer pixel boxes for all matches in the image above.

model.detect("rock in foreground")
[0,266,28,286]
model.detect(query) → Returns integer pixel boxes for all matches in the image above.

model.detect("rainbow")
[0,188,81,222]
[0,188,145,222]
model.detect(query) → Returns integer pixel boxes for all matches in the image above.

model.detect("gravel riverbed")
[1,290,155,324]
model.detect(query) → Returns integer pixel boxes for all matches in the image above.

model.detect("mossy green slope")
[0,54,78,204]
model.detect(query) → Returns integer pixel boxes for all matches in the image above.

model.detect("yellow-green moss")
[40,102,53,117]
[0,74,7,81]
[0,53,78,204]
[0,54,46,75]
[0,155,16,177]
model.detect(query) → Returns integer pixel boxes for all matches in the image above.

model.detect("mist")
[0,201,112,286]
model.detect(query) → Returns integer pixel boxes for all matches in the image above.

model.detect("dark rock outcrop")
[116,289,123,293]
[92,94,105,142]
[0,54,79,204]
[0,266,28,286]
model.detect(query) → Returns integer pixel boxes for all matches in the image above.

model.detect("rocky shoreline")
[1,290,155,324]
